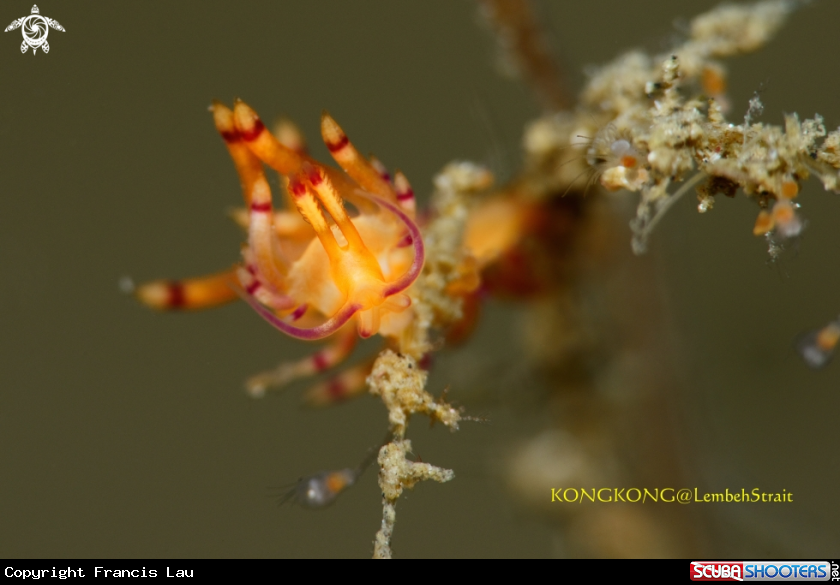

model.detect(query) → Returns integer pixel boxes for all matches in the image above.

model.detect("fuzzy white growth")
[524,0,838,256]
[368,351,460,435]
[743,92,765,145]
[372,438,454,559]
[367,349,460,557]
[400,162,493,358]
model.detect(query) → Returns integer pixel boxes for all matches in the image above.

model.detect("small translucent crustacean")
[795,316,840,370]
[585,124,649,193]
[752,180,804,239]
[277,438,382,509]
[279,468,359,510]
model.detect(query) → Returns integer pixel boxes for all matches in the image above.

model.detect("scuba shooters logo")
[690,561,833,581]
[691,563,744,582]
[4,5,64,54]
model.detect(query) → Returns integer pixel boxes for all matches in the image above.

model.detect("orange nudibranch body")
[222,100,423,340]
[138,99,424,342]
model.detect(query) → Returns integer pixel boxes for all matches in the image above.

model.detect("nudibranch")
[137,100,424,388]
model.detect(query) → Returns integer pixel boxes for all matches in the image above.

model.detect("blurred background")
[1,0,838,558]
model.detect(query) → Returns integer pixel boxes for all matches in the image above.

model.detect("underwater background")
[1,1,838,558]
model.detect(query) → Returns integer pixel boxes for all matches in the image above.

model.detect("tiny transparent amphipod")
[276,438,382,509]
[586,124,649,192]
[279,469,358,509]
[795,317,840,369]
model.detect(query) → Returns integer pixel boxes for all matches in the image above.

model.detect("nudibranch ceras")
[137,99,424,344]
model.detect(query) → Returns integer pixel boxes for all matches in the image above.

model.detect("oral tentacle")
[247,177,290,287]
[305,164,368,253]
[212,101,263,207]
[136,269,239,311]
[393,171,416,218]
[357,307,381,338]
[368,154,392,184]
[233,99,304,176]
[236,263,296,310]
[213,101,289,292]
[272,117,308,155]
[321,112,396,202]
[353,190,425,297]
[238,285,361,341]
[288,176,342,261]
[245,324,357,397]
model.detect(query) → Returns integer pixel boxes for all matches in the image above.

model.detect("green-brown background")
[1,1,838,558]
